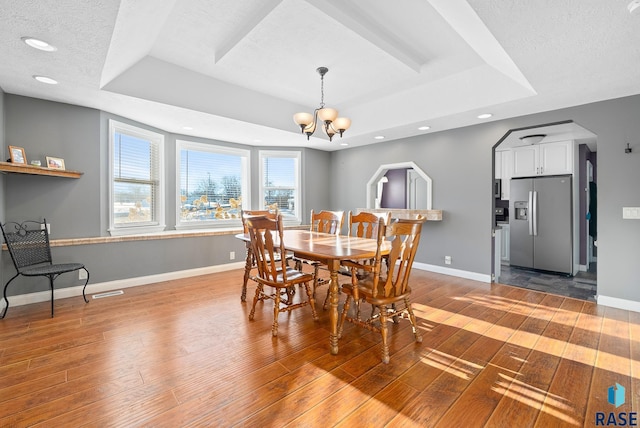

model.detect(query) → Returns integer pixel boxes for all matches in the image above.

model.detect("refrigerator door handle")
[528,190,533,236]
[532,190,538,236]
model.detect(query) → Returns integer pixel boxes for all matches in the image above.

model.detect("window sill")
[108,224,166,236]
[1,224,308,249]
[47,227,245,248]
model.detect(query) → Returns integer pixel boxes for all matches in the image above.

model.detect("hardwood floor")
[0,268,637,427]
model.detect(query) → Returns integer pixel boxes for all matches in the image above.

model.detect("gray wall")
[3,93,640,306]
[0,87,5,223]
[5,96,101,238]
[0,88,5,287]
[330,95,640,304]
[331,122,500,275]
[1,95,331,297]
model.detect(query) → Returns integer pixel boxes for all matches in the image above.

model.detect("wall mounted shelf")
[0,161,83,178]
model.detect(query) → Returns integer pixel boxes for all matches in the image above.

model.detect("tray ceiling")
[1,0,639,150]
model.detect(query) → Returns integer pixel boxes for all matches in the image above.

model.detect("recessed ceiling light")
[418,126,430,131]
[477,113,492,119]
[374,136,385,140]
[253,139,262,143]
[22,37,57,52]
[340,142,348,146]
[33,75,58,85]
[182,126,193,130]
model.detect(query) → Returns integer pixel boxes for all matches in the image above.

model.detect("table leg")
[328,260,340,355]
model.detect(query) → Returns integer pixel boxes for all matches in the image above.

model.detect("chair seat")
[21,263,85,276]
[341,281,412,305]
[273,267,314,286]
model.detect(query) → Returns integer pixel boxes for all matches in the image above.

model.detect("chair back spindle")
[310,210,344,235]
[245,215,288,285]
[377,217,423,299]
[347,211,391,239]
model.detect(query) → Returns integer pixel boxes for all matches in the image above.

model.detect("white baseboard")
[596,295,640,313]
[412,262,492,283]
[6,261,638,315]
[0,262,246,311]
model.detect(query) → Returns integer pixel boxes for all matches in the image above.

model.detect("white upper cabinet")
[511,141,574,177]
[512,145,539,177]
[500,150,512,200]
[539,140,574,175]
[495,149,512,199]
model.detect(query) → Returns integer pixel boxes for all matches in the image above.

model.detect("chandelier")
[293,67,351,141]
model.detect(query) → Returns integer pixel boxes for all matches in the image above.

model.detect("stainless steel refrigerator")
[509,175,573,275]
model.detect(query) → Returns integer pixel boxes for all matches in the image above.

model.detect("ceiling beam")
[215,0,284,63]
[305,0,426,72]
[100,0,179,88]
[428,0,535,92]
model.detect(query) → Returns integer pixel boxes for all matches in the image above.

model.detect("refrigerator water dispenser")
[514,201,528,220]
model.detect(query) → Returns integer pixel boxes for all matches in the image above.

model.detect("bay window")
[259,150,301,224]
[177,140,250,228]
[109,120,164,235]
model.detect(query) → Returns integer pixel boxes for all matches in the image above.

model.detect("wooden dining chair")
[333,210,393,311]
[294,209,344,303]
[338,215,424,364]
[245,214,319,337]
[346,210,391,239]
[240,209,293,302]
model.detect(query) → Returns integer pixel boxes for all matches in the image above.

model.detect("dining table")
[237,229,390,355]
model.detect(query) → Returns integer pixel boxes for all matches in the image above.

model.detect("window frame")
[258,150,302,225]
[108,120,165,236]
[175,140,250,229]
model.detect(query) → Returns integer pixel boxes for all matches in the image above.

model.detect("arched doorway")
[492,121,597,301]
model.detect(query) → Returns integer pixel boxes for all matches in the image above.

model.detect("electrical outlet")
[623,207,640,219]
[78,269,87,280]
[444,256,452,265]
[230,251,235,260]
[40,223,51,234]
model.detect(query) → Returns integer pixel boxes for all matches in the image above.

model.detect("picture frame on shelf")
[8,146,27,164]
[46,156,65,170]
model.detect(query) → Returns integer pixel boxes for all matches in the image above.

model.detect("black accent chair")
[0,219,89,318]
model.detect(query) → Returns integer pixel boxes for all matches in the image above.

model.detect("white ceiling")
[1,0,639,151]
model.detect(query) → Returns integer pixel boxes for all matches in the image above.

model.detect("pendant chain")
[320,74,325,108]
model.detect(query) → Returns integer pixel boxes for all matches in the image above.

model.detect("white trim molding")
[5,263,638,315]
[597,295,640,313]
[412,262,492,283]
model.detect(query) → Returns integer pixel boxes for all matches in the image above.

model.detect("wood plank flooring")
[0,268,637,427]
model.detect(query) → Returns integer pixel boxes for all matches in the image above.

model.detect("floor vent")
[92,290,124,299]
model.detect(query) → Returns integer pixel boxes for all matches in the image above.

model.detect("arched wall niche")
[366,161,432,210]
